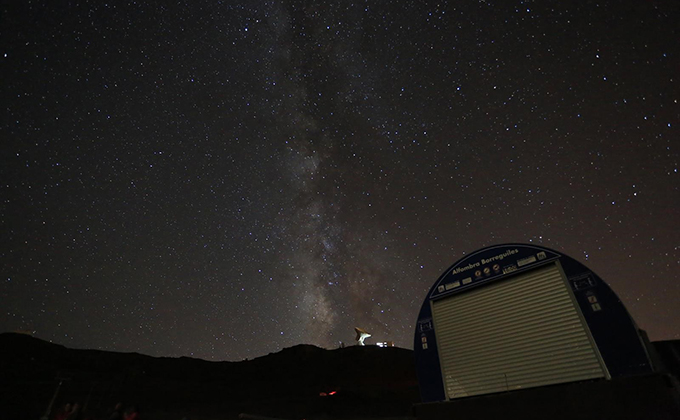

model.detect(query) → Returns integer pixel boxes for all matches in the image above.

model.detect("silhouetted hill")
[6,333,678,420]
[0,333,419,420]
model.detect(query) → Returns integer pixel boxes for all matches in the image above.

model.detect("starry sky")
[1,1,678,361]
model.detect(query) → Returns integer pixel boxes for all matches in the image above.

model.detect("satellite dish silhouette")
[354,327,371,346]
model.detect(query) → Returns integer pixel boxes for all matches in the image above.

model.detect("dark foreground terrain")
[0,333,419,420]
[4,333,680,420]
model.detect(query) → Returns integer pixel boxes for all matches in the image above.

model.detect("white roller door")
[432,262,607,399]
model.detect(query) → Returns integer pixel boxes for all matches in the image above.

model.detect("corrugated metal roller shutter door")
[432,263,606,399]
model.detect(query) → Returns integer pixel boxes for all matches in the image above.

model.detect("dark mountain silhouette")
[0,333,419,420]
[5,332,679,420]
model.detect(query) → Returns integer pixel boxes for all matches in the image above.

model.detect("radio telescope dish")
[355,327,371,346]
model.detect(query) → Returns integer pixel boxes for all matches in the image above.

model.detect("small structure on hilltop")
[354,327,371,346]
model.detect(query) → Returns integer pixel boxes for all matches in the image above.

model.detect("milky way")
[1,1,678,361]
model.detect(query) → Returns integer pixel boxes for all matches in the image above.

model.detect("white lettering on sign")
[480,249,519,265]
[451,262,480,275]
[450,249,520,276]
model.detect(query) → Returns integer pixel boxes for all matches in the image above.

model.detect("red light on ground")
[319,390,338,397]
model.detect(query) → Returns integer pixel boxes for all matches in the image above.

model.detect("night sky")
[1,1,678,361]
